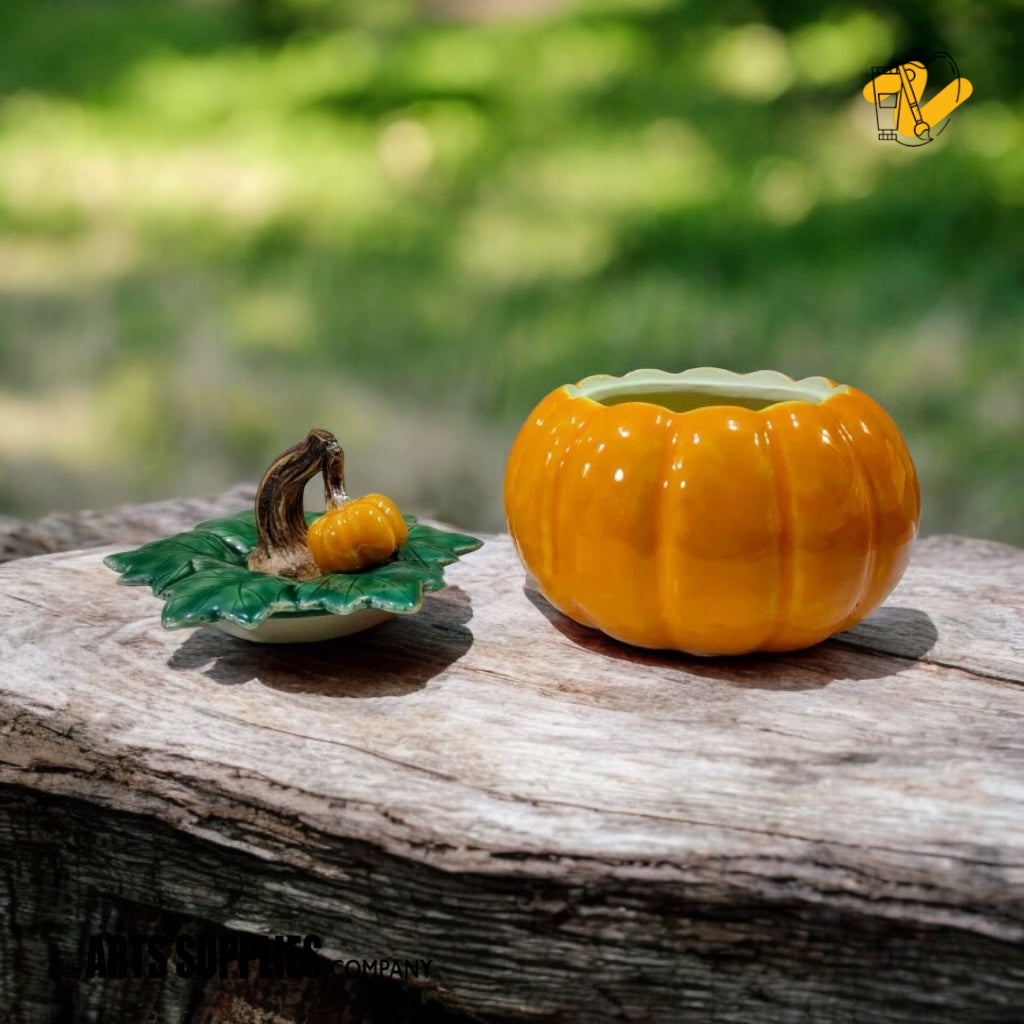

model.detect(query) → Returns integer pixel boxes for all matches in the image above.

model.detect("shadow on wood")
[1,787,477,1024]
[167,586,474,698]
[522,586,939,689]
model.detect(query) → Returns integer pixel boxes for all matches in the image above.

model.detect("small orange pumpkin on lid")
[305,440,407,574]
[308,493,408,573]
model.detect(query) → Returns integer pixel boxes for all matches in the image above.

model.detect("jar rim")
[568,367,847,413]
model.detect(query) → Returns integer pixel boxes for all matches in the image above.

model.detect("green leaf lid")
[103,429,482,642]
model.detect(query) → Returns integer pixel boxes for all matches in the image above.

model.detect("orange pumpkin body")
[307,493,408,573]
[503,368,920,655]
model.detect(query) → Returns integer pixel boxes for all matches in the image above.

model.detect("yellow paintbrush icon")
[864,54,972,145]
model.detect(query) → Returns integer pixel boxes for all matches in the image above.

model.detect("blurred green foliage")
[0,0,1021,539]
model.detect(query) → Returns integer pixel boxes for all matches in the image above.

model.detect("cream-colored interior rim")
[569,367,847,410]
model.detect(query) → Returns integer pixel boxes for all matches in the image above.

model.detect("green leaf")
[161,567,298,628]
[293,560,439,615]
[103,530,246,594]
[399,521,483,573]
[192,509,260,555]
[103,508,483,631]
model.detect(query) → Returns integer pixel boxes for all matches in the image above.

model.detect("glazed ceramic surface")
[504,367,921,655]
[105,509,481,644]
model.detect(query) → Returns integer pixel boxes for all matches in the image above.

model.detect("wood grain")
[1,511,1023,1022]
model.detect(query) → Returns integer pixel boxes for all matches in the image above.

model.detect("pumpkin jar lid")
[568,367,848,413]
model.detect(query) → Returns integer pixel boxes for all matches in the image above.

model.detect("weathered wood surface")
[1,490,1023,1023]
[0,484,258,564]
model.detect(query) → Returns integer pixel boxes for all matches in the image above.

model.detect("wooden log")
[1,492,1023,1023]
[0,484,257,564]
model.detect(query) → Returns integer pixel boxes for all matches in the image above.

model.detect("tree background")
[0,0,1020,541]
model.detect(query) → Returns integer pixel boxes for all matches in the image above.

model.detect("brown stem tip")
[247,428,342,580]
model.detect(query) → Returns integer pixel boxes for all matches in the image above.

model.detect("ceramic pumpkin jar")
[503,368,920,655]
